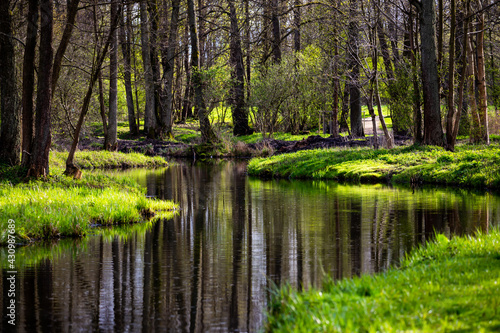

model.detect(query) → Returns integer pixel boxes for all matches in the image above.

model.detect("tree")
[140,0,157,138]
[412,0,445,146]
[228,0,251,136]
[347,0,363,137]
[119,2,139,136]
[106,0,119,151]
[0,0,20,166]
[160,0,181,139]
[28,0,55,177]
[20,0,39,167]
[187,0,218,143]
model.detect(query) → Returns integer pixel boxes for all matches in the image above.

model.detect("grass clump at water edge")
[248,144,500,189]
[265,229,500,332]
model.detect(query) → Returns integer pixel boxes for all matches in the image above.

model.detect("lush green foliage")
[0,151,175,245]
[50,150,167,169]
[0,170,177,244]
[248,144,500,189]
[265,229,500,332]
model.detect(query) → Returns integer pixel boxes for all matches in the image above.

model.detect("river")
[1,159,499,332]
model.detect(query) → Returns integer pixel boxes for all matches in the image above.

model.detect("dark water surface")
[2,160,499,332]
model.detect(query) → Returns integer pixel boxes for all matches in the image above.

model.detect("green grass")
[0,151,176,245]
[265,229,500,332]
[50,150,167,169]
[238,132,331,144]
[248,144,500,189]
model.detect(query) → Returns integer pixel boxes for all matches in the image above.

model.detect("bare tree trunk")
[51,0,80,95]
[140,1,157,139]
[228,0,250,136]
[120,2,138,135]
[475,9,489,144]
[293,0,301,53]
[348,0,363,137]
[106,0,119,151]
[187,0,217,143]
[446,0,457,150]
[466,12,479,144]
[160,0,181,139]
[65,2,121,176]
[98,72,108,145]
[21,0,38,167]
[409,7,422,144]
[271,0,282,63]
[28,0,54,177]
[414,0,445,146]
[0,0,21,166]
[452,6,469,145]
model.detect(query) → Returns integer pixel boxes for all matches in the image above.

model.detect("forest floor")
[265,229,500,332]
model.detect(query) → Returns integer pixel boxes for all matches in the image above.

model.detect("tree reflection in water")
[1,160,498,332]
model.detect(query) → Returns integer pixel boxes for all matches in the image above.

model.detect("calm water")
[2,160,499,332]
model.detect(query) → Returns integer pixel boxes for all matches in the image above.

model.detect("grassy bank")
[266,230,500,332]
[248,144,500,189]
[50,150,167,169]
[0,151,176,245]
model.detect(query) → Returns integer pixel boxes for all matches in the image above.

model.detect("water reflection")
[1,160,499,332]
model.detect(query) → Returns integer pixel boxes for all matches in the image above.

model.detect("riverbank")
[248,144,500,189]
[265,229,500,332]
[0,151,176,245]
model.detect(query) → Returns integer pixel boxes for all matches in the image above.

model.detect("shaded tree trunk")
[120,3,138,135]
[293,0,301,53]
[271,0,282,63]
[187,0,217,143]
[65,2,121,176]
[28,0,54,177]
[160,0,181,139]
[348,0,363,137]
[446,0,457,150]
[0,0,21,166]
[414,0,445,146]
[140,1,157,139]
[106,0,119,151]
[474,9,489,144]
[21,0,39,167]
[228,0,250,136]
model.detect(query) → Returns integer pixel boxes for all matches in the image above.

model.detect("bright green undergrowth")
[266,229,500,332]
[50,150,167,169]
[0,177,176,244]
[248,144,500,189]
[0,151,176,245]
[238,132,332,144]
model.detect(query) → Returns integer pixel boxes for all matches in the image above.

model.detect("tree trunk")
[140,1,157,139]
[119,3,138,136]
[187,0,217,143]
[98,72,108,145]
[148,0,162,131]
[0,0,21,166]
[21,0,38,167]
[51,0,80,95]
[409,7,422,143]
[293,0,301,53]
[160,0,181,139]
[28,0,54,177]
[228,0,250,136]
[271,0,282,63]
[65,1,121,176]
[474,9,489,144]
[348,0,363,137]
[446,0,457,150]
[417,0,445,146]
[106,0,119,151]
[466,12,479,144]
